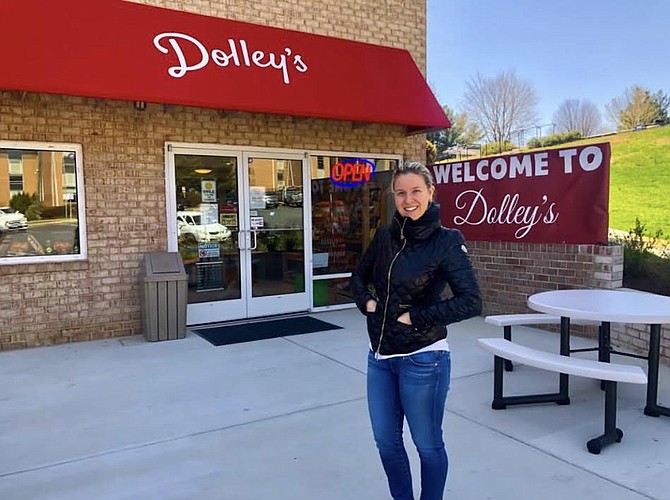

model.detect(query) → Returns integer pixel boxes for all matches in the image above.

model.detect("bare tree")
[460,70,538,146]
[553,99,602,137]
[606,85,658,130]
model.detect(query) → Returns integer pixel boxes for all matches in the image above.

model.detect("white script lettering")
[153,32,309,84]
[452,189,559,239]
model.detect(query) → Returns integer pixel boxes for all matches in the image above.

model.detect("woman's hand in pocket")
[397,312,412,325]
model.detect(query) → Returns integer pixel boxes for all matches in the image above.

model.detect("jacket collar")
[391,202,442,242]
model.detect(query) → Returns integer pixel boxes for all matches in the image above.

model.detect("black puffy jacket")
[350,203,482,356]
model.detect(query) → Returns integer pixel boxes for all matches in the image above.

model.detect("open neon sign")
[330,158,376,188]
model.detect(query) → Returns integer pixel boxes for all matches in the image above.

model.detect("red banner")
[432,143,611,244]
[0,0,449,133]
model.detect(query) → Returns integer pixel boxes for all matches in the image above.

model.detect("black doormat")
[194,316,343,346]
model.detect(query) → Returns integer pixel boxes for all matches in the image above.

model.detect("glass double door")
[169,147,309,325]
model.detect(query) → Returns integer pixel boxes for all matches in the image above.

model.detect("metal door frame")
[166,143,312,325]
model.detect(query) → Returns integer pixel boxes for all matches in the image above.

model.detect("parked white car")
[0,207,28,232]
[177,211,231,242]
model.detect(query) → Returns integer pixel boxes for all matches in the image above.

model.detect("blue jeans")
[367,350,451,500]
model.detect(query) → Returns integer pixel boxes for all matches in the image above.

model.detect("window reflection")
[310,156,396,277]
[175,154,242,303]
[0,146,82,260]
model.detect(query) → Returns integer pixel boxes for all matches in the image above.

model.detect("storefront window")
[309,155,398,306]
[0,142,86,263]
[175,154,240,303]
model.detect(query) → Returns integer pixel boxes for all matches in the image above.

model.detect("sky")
[427,0,670,134]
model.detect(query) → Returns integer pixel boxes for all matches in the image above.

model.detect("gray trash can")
[142,252,188,341]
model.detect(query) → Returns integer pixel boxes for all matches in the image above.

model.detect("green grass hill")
[550,126,669,239]
[436,127,669,239]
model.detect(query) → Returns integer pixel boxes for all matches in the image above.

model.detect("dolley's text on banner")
[431,142,611,244]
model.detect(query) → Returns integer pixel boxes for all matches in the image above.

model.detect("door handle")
[237,230,246,250]
[250,229,257,250]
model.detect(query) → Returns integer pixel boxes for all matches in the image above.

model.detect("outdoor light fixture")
[134,101,146,111]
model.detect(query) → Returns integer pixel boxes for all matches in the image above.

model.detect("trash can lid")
[144,252,187,279]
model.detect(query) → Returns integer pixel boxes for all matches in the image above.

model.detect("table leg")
[558,316,570,404]
[599,322,611,390]
[503,325,514,372]
[586,380,624,454]
[599,322,611,362]
[644,324,670,417]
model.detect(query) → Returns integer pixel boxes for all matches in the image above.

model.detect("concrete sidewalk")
[1,310,670,499]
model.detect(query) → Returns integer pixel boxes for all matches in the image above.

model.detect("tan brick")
[0,0,428,350]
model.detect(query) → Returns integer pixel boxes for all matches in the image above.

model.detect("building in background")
[0,0,447,348]
[0,1,634,358]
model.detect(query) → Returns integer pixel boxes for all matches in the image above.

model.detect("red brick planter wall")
[469,241,669,364]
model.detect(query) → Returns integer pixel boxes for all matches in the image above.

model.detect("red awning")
[0,0,450,133]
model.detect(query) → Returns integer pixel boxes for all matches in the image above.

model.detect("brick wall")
[0,0,428,349]
[471,242,624,316]
[470,241,669,362]
[129,0,428,69]
[0,91,414,349]
[2,0,667,361]
[615,323,670,364]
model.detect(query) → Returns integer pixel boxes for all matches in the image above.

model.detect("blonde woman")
[351,162,481,500]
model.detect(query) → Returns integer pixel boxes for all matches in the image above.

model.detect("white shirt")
[372,338,449,360]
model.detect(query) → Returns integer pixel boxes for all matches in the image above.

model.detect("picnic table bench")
[480,313,647,454]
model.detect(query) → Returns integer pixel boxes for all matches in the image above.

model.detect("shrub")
[9,192,37,214]
[527,130,582,149]
[426,139,437,164]
[618,218,670,296]
[38,205,64,219]
[481,141,515,156]
[25,203,44,221]
[178,233,199,263]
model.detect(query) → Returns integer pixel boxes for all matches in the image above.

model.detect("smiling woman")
[392,161,436,220]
